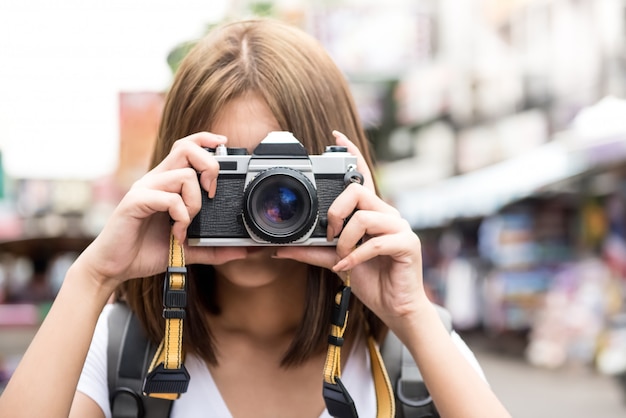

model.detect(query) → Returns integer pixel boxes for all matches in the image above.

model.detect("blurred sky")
[0,0,228,179]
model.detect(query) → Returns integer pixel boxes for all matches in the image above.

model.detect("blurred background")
[1,0,626,416]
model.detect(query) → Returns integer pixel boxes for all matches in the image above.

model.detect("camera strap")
[322,272,395,418]
[142,232,190,399]
[137,232,395,413]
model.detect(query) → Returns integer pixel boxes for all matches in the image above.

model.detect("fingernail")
[333,259,349,272]
[208,180,217,199]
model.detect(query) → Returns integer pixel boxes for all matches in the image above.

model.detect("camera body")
[187,131,360,246]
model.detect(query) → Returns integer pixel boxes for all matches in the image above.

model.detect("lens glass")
[261,186,298,224]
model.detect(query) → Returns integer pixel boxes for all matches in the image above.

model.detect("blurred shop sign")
[116,92,165,190]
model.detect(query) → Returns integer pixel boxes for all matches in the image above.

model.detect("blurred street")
[465,333,626,417]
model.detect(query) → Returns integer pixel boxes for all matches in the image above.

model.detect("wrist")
[63,259,118,308]
[385,299,444,349]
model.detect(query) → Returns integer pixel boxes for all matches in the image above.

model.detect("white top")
[77,304,484,418]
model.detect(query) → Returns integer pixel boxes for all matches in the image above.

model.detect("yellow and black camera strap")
[140,234,395,416]
[323,272,396,418]
[142,233,190,399]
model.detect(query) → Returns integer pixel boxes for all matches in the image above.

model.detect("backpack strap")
[107,302,174,418]
[380,305,452,418]
[105,300,451,418]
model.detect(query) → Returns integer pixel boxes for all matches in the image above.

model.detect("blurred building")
[1,0,626,394]
[356,0,626,381]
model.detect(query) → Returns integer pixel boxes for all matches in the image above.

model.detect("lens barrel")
[243,167,318,244]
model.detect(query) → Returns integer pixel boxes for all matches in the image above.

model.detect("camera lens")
[243,168,318,244]
[261,186,298,224]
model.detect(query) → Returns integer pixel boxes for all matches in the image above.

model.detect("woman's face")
[208,92,307,287]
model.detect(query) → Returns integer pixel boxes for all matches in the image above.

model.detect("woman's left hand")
[274,131,430,334]
[277,132,513,418]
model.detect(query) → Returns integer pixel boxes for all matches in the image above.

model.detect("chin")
[216,254,304,289]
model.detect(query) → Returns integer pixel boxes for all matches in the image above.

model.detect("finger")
[333,130,375,192]
[326,183,399,240]
[132,168,205,242]
[335,210,409,258]
[122,188,191,242]
[272,246,338,271]
[333,231,420,273]
[154,147,219,196]
[199,168,219,198]
[154,132,226,178]
[185,245,248,266]
[274,246,352,283]
[137,167,203,216]
[178,131,228,151]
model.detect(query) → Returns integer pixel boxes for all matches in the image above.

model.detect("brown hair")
[121,18,385,367]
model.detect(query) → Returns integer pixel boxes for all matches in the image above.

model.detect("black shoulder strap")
[107,302,174,418]
[380,304,453,418]
[107,301,451,418]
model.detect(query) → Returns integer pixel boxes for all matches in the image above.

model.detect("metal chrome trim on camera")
[187,236,338,246]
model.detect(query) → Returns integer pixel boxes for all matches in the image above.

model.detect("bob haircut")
[121,18,385,367]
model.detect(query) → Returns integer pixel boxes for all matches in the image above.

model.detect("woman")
[0,19,510,418]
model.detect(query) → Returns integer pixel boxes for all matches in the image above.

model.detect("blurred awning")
[393,134,626,229]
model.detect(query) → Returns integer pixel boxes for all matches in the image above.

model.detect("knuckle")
[171,136,199,157]
[205,157,220,174]
[182,166,199,179]
[400,218,412,230]
[187,195,202,213]
[326,204,343,222]
[369,238,384,254]
[335,239,352,259]
[347,182,365,194]
[350,209,368,225]
[170,137,188,151]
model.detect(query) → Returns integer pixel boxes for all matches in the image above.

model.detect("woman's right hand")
[74,132,247,290]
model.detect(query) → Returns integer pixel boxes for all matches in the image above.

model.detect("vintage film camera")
[187,131,362,246]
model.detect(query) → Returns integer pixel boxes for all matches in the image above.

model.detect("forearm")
[0,261,115,418]
[401,304,511,418]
